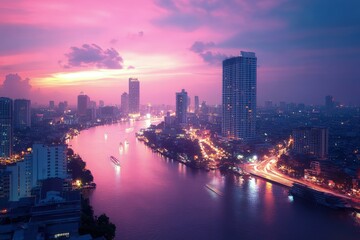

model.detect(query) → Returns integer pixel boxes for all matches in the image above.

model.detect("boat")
[205,184,223,196]
[289,183,350,209]
[110,156,121,166]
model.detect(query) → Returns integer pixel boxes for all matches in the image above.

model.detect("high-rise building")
[325,95,334,111]
[187,96,191,112]
[7,156,32,201]
[77,92,90,116]
[5,143,67,201]
[292,127,329,159]
[176,89,188,124]
[14,99,31,130]
[31,143,67,187]
[58,101,65,114]
[121,92,129,114]
[0,97,13,158]
[222,51,257,141]
[194,96,199,114]
[49,100,55,110]
[129,78,140,114]
[88,101,97,120]
[0,167,10,199]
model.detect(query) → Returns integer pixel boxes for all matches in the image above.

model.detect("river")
[69,119,360,240]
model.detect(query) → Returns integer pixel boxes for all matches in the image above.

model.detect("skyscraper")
[0,97,13,157]
[222,51,257,141]
[58,101,65,114]
[77,92,90,116]
[176,89,188,124]
[325,95,334,112]
[121,92,129,114]
[292,127,329,159]
[194,96,199,114]
[128,78,140,115]
[14,99,31,130]
[49,100,55,110]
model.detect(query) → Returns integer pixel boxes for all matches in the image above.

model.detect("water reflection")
[118,145,123,155]
[264,182,274,224]
[115,165,121,175]
[178,163,187,175]
[70,121,360,240]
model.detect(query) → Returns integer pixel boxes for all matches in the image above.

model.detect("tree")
[80,198,116,240]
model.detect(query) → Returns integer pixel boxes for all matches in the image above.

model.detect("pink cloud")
[0,0,359,106]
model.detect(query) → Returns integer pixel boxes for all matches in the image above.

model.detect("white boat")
[110,156,120,166]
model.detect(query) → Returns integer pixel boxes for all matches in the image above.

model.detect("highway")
[244,157,360,209]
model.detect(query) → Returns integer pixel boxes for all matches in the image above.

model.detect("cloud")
[198,51,228,65]
[153,0,282,31]
[190,41,215,53]
[63,44,123,69]
[155,0,179,11]
[0,73,32,99]
[190,41,227,65]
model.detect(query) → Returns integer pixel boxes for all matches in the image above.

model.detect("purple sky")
[1,0,359,106]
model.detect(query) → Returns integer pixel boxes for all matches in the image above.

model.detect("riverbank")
[65,124,117,239]
[136,130,247,177]
[69,120,360,240]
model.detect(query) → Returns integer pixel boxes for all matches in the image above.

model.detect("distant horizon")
[1,1,359,106]
[2,94,356,109]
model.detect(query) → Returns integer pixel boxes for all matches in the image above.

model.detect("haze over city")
[1,0,360,106]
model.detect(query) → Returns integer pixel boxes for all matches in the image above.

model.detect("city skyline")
[1,0,360,106]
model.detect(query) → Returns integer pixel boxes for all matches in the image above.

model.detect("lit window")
[54,232,70,238]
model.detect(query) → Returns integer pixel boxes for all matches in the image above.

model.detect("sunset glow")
[1,0,359,105]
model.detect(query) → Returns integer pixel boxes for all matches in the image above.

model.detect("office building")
[0,97,13,158]
[14,99,31,130]
[31,143,67,187]
[58,101,65,114]
[77,92,90,116]
[6,155,32,201]
[222,51,257,141]
[121,92,129,114]
[176,89,188,124]
[0,167,10,199]
[129,78,140,114]
[292,127,329,159]
[4,144,67,201]
[194,96,199,114]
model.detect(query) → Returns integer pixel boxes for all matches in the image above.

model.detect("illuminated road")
[245,157,360,209]
[244,159,293,187]
[186,128,229,169]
